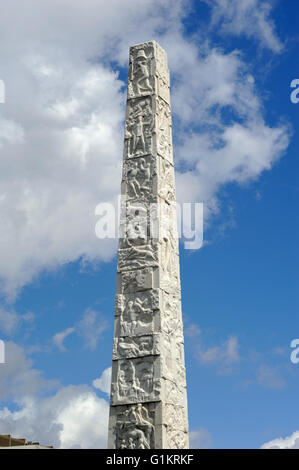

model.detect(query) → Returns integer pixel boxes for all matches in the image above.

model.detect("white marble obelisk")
[108,41,189,449]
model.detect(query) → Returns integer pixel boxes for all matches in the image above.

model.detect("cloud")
[165,39,290,217]
[0,308,19,335]
[0,341,110,448]
[184,323,201,338]
[261,430,299,449]
[189,428,212,449]
[92,367,111,395]
[0,0,289,298]
[205,0,283,52]
[0,342,57,401]
[197,335,241,374]
[0,308,35,336]
[0,385,109,449]
[185,322,241,374]
[52,327,75,351]
[76,308,108,350]
[0,0,186,298]
[52,308,108,351]
[257,364,286,389]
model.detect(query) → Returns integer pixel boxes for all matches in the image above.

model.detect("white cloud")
[52,327,75,351]
[165,38,290,217]
[0,308,19,335]
[0,385,109,449]
[197,335,241,374]
[0,0,186,298]
[52,308,108,351]
[261,430,299,449]
[0,0,289,298]
[189,428,212,449]
[206,0,283,52]
[0,308,35,336]
[184,323,201,338]
[0,342,57,401]
[76,308,108,350]
[93,366,111,395]
[0,341,110,448]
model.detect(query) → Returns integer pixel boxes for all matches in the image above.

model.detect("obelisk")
[108,41,189,449]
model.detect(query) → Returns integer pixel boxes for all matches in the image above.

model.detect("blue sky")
[0,0,298,449]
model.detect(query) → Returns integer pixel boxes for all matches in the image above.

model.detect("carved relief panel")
[163,378,186,406]
[111,356,161,405]
[128,44,154,99]
[117,267,154,294]
[122,155,157,201]
[156,97,172,162]
[119,201,150,247]
[157,156,175,203]
[128,41,170,104]
[152,41,170,104]
[113,333,160,359]
[160,333,186,385]
[110,403,155,449]
[115,290,159,337]
[163,404,188,432]
[160,290,183,335]
[125,96,154,158]
[118,240,159,271]
[166,429,189,449]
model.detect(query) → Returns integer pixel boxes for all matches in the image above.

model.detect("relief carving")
[115,403,155,449]
[118,292,158,336]
[158,157,175,202]
[164,379,185,405]
[161,294,182,336]
[125,97,154,157]
[167,429,188,449]
[119,201,149,248]
[125,157,155,199]
[118,239,159,271]
[154,43,170,103]
[128,46,154,98]
[164,404,187,431]
[155,44,169,83]
[156,97,172,160]
[113,334,160,359]
[112,357,160,404]
[120,268,153,293]
[161,333,185,383]
[109,42,188,449]
[160,239,180,295]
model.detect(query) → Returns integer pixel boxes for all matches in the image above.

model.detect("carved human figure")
[135,49,152,94]
[122,239,157,264]
[137,359,153,394]
[126,98,153,156]
[136,403,152,426]
[162,231,176,275]
[133,114,145,154]
[159,158,174,201]
[126,159,152,198]
[127,161,140,197]
[139,158,151,192]
[157,99,171,157]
